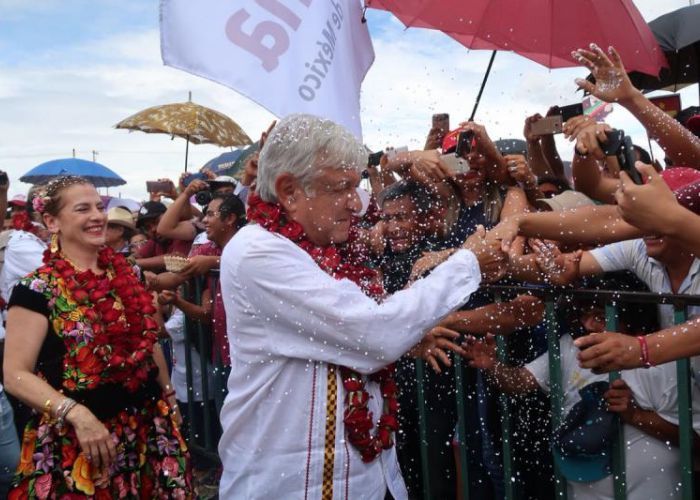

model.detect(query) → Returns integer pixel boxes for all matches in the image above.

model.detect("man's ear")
[275,173,300,213]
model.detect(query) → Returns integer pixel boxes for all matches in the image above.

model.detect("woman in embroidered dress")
[3,176,191,499]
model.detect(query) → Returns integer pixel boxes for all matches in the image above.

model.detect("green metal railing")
[417,285,700,500]
[178,271,226,463]
[174,276,699,497]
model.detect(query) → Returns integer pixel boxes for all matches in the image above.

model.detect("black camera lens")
[195,190,212,206]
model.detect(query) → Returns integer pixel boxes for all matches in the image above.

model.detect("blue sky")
[0,0,695,200]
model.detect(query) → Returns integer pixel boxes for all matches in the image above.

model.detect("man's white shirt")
[218,224,482,499]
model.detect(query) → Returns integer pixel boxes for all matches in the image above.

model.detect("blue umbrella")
[201,150,244,176]
[20,158,126,188]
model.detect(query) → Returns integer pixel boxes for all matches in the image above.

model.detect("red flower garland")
[42,245,161,392]
[247,193,399,463]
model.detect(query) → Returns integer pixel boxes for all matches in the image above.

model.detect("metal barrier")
[177,271,226,464]
[415,285,700,500]
[172,276,699,497]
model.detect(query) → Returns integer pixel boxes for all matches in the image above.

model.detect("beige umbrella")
[115,93,252,171]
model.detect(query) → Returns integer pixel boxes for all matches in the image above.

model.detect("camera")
[601,129,641,184]
[195,190,213,206]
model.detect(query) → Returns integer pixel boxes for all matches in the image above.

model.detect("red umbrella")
[367,0,666,120]
[367,0,666,76]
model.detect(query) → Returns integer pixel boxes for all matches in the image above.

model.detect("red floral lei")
[247,193,399,462]
[41,245,161,392]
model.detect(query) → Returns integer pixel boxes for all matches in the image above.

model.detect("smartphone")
[0,171,8,186]
[531,103,584,136]
[367,151,384,168]
[182,173,207,187]
[146,180,174,193]
[440,153,470,174]
[559,103,584,122]
[531,116,563,136]
[432,113,450,133]
[602,129,642,184]
[455,131,473,157]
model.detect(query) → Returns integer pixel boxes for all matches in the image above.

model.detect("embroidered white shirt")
[218,224,482,499]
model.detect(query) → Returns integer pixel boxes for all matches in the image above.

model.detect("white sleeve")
[230,235,482,374]
[525,351,550,393]
[0,234,45,301]
[588,239,641,273]
[625,364,700,433]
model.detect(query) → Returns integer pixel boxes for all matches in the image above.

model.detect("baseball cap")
[137,201,167,224]
[674,180,700,216]
[209,176,237,188]
[8,194,27,207]
[552,381,616,483]
[677,106,700,137]
[107,207,136,231]
[441,129,461,153]
[495,139,528,157]
[536,190,596,212]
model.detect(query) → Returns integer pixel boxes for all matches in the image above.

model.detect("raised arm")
[574,44,700,167]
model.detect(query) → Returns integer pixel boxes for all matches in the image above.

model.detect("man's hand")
[461,334,497,370]
[424,126,446,151]
[181,255,218,278]
[574,331,643,373]
[489,217,521,254]
[183,179,209,198]
[615,162,681,235]
[531,239,581,286]
[409,326,465,374]
[604,379,637,424]
[404,150,452,184]
[565,116,611,160]
[572,44,640,105]
[158,290,178,306]
[463,225,508,283]
[408,248,456,284]
[523,114,543,143]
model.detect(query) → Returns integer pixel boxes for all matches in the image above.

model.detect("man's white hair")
[256,114,368,202]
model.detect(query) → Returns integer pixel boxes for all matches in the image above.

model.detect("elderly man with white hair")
[217,114,506,499]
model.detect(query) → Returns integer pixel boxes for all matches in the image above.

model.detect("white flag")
[160,0,374,139]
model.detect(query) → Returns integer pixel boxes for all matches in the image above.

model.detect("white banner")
[160,0,374,139]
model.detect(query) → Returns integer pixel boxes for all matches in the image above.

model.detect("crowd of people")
[0,43,698,499]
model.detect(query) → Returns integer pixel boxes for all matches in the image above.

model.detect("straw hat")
[107,207,136,231]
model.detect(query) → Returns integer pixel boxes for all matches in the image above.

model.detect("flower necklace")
[41,245,160,393]
[247,193,399,462]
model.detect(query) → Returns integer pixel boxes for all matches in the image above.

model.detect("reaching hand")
[410,326,465,374]
[463,225,508,283]
[408,248,456,284]
[407,150,452,183]
[504,154,536,186]
[181,255,218,278]
[572,44,640,105]
[461,334,497,370]
[615,162,681,235]
[565,116,611,160]
[530,239,581,286]
[574,331,642,373]
[604,379,637,423]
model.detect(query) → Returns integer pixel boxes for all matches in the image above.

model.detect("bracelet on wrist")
[637,335,653,368]
[54,398,78,429]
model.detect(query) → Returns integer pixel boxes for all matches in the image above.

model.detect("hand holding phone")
[531,103,584,136]
[146,180,174,194]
